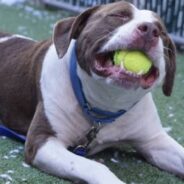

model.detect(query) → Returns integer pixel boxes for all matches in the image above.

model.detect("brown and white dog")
[0,1,183,184]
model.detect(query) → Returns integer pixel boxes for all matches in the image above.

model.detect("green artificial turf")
[0,2,184,184]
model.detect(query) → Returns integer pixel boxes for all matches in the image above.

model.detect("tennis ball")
[113,50,152,75]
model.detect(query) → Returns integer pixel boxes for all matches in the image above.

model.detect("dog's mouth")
[93,50,159,89]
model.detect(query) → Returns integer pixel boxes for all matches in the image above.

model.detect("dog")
[0,1,184,184]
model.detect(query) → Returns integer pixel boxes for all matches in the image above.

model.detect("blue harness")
[0,43,127,156]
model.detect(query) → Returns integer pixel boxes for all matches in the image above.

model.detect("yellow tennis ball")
[113,50,152,75]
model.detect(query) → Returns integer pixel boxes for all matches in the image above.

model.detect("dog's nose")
[137,22,160,39]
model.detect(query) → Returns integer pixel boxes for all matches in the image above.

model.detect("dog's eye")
[108,12,130,22]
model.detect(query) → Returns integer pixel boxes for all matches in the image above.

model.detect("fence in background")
[41,0,184,45]
[42,0,118,12]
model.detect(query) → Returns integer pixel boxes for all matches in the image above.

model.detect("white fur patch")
[14,34,35,41]
[0,36,13,43]
[40,41,91,146]
[0,34,35,44]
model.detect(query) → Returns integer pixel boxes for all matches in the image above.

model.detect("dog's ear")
[53,17,76,58]
[162,37,176,96]
[53,6,99,58]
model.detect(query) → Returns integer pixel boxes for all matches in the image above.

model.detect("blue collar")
[69,43,126,124]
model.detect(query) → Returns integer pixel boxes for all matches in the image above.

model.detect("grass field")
[0,2,184,184]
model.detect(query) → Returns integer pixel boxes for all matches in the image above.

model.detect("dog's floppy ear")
[162,37,176,96]
[53,17,76,58]
[53,6,99,58]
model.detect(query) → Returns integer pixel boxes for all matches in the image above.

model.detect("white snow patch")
[3,147,23,160]
[0,174,13,181]
[110,158,119,164]
[9,149,20,154]
[3,155,9,159]
[168,113,174,118]
[0,136,7,140]
[5,181,11,184]
[22,162,30,168]
[6,170,14,174]
[17,146,24,150]
[168,106,173,110]
[10,155,17,158]
[21,178,27,182]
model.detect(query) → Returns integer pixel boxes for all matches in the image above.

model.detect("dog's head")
[53,1,176,96]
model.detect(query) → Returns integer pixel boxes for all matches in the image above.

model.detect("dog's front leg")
[33,137,126,184]
[136,132,184,178]
[128,95,184,178]
[25,103,125,184]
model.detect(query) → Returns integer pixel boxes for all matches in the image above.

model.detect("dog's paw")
[139,133,184,178]
[90,164,126,184]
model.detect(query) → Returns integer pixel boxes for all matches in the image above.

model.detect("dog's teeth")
[123,70,141,78]
[137,70,144,75]
[120,62,125,69]
[135,73,142,77]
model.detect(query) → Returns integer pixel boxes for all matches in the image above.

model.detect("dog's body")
[0,1,184,184]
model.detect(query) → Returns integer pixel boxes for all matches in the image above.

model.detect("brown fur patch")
[25,102,55,164]
[162,37,176,96]
[0,36,52,134]
[153,16,176,96]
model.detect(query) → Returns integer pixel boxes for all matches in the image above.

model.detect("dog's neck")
[77,66,149,112]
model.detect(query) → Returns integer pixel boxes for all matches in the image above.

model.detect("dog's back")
[0,32,51,134]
